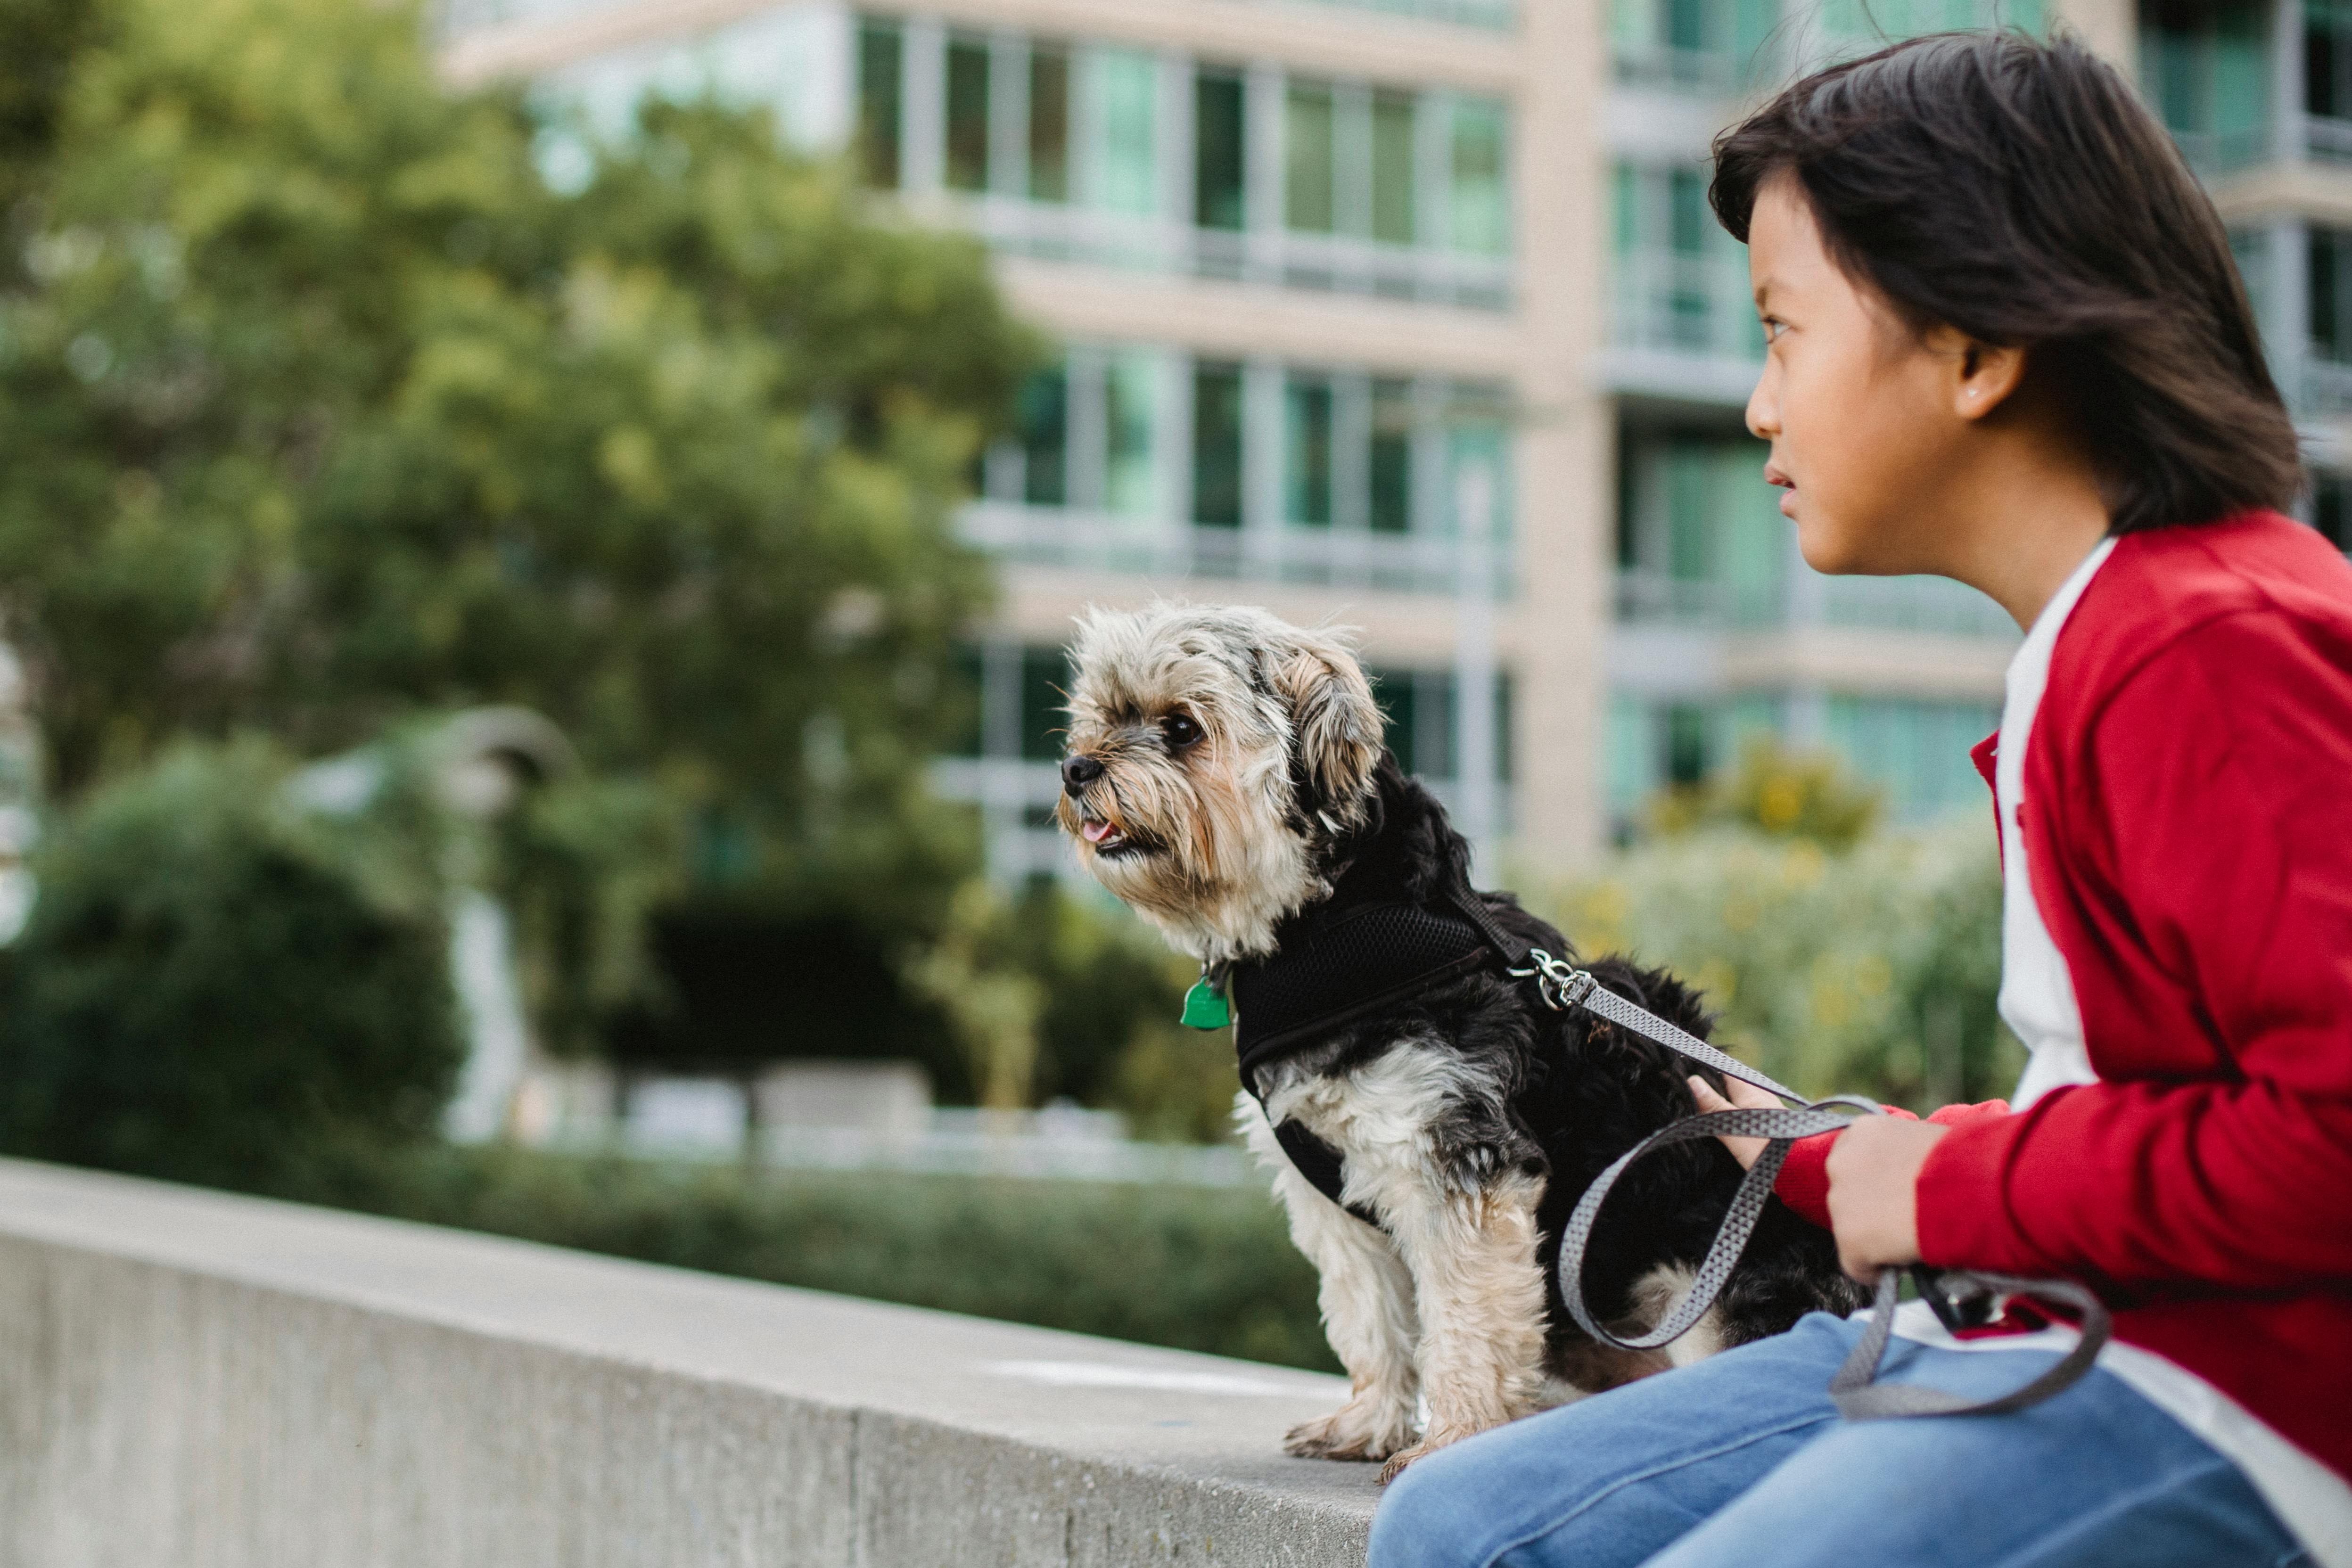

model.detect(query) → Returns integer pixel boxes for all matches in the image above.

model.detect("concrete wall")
[0,1159,1377,1567]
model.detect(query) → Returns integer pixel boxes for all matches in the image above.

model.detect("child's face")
[1743,177,1979,576]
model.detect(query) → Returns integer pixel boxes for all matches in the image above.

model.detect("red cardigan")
[1773,513,2352,1481]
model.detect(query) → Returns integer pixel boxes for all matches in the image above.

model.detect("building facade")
[445,0,2337,885]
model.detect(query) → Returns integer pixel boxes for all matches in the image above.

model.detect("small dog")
[1056,603,1860,1477]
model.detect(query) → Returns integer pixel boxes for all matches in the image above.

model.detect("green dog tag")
[1180,976,1231,1030]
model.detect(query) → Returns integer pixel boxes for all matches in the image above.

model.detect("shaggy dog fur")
[1056,602,1862,1477]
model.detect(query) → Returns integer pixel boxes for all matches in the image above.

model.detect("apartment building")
[442,0,2156,880]
[2145,0,2352,534]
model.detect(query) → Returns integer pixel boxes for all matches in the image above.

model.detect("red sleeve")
[1773,1102,2008,1229]
[1917,614,2352,1291]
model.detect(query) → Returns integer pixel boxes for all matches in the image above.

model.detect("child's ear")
[1944,330,2027,421]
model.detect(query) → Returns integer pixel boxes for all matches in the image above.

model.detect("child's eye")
[1760,316,1786,342]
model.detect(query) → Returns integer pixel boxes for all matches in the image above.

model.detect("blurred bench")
[0,1158,1376,1567]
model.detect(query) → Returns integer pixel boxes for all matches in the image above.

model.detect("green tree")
[0,0,1035,936]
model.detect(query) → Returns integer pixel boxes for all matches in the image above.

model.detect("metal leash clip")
[1509,948,1596,1012]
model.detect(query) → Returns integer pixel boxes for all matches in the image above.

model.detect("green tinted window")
[1020,648,1070,761]
[1018,367,1067,506]
[1371,90,1417,244]
[1286,82,1337,233]
[1094,49,1158,214]
[1370,378,1414,534]
[1192,362,1245,526]
[945,38,990,192]
[856,21,902,188]
[1285,375,1335,525]
[1825,698,2003,821]
[1196,71,1247,230]
[1106,351,1158,518]
[1029,45,1070,202]
[1448,97,1508,255]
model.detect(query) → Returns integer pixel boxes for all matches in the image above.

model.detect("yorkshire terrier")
[1056,602,1859,1477]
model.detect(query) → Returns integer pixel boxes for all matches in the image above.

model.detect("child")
[1370,30,2352,1568]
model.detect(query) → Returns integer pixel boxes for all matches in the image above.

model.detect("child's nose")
[1745,360,1781,442]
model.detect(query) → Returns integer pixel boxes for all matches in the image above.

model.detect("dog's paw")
[1375,1423,1485,1484]
[1283,1399,1416,1462]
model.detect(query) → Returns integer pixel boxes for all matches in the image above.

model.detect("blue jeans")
[1371,1313,2309,1568]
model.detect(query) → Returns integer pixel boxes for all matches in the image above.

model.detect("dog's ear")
[1267,631,1383,829]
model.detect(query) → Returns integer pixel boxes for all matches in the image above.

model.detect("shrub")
[1538,821,2020,1108]
[0,740,464,1189]
[1648,736,1883,849]
[319,1143,1334,1371]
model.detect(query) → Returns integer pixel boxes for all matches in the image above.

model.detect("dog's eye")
[1161,712,1203,750]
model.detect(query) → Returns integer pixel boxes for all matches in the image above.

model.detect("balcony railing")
[2291,351,2352,416]
[1612,246,1760,367]
[1280,0,1516,27]
[1617,569,2015,639]
[958,500,1508,595]
[1614,571,1779,629]
[1820,575,2015,639]
[1612,45,1747,95]
[953,196,1512,311]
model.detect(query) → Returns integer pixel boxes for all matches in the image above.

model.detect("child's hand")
[1687,1074,1783,1170]
[1825,1116,1949,1282]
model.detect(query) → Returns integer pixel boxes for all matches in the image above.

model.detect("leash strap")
[1523,949,2112,1420]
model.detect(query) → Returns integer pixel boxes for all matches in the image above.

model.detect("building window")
[1826,697,2003,822]
[1618,434,1783,624]
[2316,229,2352,362]
[1446,388,1512,538]
[1029,43,1071,202]
[1286,80,1338,234]
[1195,70,1247,231]
[944,36,991,192]
[1447,97,1509,256]
[2309,0,2352,155]
[844,18,1506,304]
[1020,647,1070,760]
[1370,379,1415,534]
[1017,368,1068,506]
[1106,351,1158,517]
[2315,472,2352,550]
[856,20,902,188]
[2143,0,2267,172]
[975,356,1510,592]
[1611,0,1778,90]
[1091,48,1159,214]
[1285,374,1336,525]
[1192,362,1246,527]
[1614,161,1758,360]
[1372,90,1416,245]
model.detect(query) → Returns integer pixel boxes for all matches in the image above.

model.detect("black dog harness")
[1194,888,2112,1421]
[1204,878,1533,1228]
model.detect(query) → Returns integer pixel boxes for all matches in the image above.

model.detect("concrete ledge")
[0,1158,1377,1566]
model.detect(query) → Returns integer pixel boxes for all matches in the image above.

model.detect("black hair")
[1711,30,2301,534]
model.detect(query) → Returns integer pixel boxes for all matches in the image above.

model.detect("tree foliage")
[0,0,1036,929]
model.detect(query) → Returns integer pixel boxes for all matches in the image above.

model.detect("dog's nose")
[1061,755,1104,796]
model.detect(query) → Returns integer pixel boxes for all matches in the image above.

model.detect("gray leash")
[1515,949,2110,1420]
